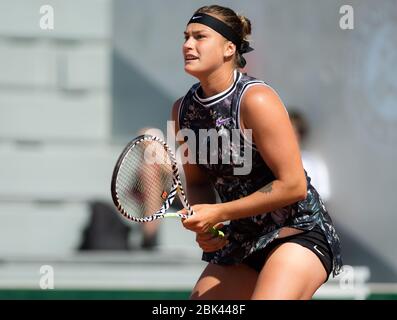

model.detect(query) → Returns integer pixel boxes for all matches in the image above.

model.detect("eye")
[196,34,205,40]
[183,32,191,42]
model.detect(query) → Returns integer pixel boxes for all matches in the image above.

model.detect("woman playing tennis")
[172,5,343,300]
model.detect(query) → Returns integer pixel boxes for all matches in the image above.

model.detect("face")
[183,22,234,76]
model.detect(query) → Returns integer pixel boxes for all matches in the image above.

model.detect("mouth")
[184,54,199,61]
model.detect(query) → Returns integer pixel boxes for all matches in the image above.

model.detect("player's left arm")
[215,84,307,222]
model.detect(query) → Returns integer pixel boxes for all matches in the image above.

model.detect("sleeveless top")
[178,70,343,277]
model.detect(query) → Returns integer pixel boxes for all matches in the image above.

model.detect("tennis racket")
[111,134,224,237]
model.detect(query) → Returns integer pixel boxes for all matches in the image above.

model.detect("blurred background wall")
[0,0,114,258]
[0,0,396,294]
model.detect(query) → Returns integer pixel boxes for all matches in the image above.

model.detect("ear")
[224,41,236,58]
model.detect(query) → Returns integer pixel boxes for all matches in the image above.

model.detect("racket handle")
[174,211,225,237]
[185,207,225,238]
[209,226,225,238]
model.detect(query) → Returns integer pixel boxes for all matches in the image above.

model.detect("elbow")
[295,179,308,201]
[296,184,307,201]
[286,178,307,202]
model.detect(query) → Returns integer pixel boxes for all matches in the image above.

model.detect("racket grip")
[209,227,225,238]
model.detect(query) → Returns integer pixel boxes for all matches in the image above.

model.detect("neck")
[198,66,236,98]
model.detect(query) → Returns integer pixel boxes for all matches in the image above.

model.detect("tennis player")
[172,5,343,300]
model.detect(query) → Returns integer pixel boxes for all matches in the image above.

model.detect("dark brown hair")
[195,5,252,68]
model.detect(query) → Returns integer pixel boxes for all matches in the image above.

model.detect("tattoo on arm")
[259,182,273,194]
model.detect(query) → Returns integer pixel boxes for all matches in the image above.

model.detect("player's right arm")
[171,98,217,205]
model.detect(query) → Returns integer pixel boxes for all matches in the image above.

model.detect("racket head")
[111,134,188,222]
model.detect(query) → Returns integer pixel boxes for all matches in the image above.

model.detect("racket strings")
[116,140,174,218]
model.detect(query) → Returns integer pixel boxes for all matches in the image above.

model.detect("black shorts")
[242,225,333,282]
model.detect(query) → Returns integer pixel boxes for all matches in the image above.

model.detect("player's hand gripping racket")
[111,134,224,238]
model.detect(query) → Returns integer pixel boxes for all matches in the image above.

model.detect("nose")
[183,36,194,51]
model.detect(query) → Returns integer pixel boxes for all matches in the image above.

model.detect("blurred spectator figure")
[79,200,132,251]
[136,127,166,250]
[78,127,167,252]
[288,109,331,202]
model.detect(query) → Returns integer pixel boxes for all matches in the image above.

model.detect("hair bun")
[238,14,252,39]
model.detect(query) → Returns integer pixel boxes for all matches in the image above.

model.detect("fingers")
[179,205,222,234]
[178,205,200,216]
[196,232,229,252]
[196,232,216,241]
[199,239,228,252]
[181,217,209,233]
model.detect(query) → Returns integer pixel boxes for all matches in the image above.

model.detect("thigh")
[251,242,327,300]
[191,263,258,300]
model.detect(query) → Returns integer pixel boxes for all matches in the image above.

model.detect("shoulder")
[240,84,288,126]
[241,83,282,108]
[172,81,200,115]
[171,97,184,129]
[172,97,184,114]
[172,81,201,124]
